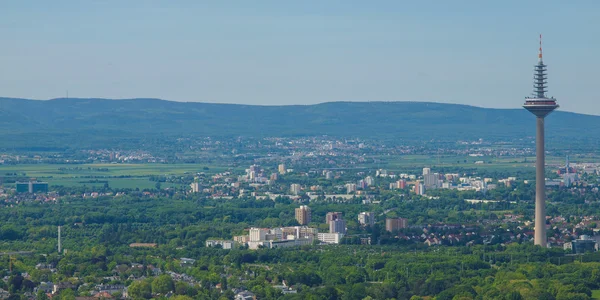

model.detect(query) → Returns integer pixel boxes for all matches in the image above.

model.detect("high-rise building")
[346,183,357,194]
[190,182,200,193]
[357,179,367,190]
[397,179,407,189]
[424,173,440,189]
[358,212,375,227]
[523,35,558,247]
[423,168,431,175]
[414,181,425,195]
[326,212,343,224]
[249,228,269,242]
[325,171,333,180]
[329,219,346,234]
[278,164,286,174]
[290,183,302,195]
[295,205,311,225]
[365,176,375,186]
[386,218,408,232]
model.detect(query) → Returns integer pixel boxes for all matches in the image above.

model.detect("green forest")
[0,187,599,300]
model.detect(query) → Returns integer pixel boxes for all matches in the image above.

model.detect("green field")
[593,290,600,299]
[0,154,574,189]
[0,163,233,189]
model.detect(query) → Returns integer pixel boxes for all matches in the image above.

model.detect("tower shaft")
[534,117,547,247]
[523,34,557,247]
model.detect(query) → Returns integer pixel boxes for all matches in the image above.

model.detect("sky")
[1,1,599,114]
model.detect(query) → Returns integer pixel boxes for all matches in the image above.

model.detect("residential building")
[270,173,279,181]
[424,173,440,189]
[346,183,357,194]
[205,240,235,249]
[386,218,408,232]
[260,238,313,249]
[282,226,317,239]
[365,176,375,186]
[233,235,249,244]
[397,179,407,189]
[326,212,343,223]
[376,169,388,177]
[290,184,302,195]
[249,228,269,242]
[318,233,343,244]
[325,171,333,180]
[329,219,346,234]
[358,212,375,227]
[267,228,283,240]
[295,205,311,225]
[414,181,425,195]
[278,164,286,174]
[357,179,367,190]
[235,291,256,300]
[190,182,200,193]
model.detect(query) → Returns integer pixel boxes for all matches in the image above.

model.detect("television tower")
[523,34,558,247]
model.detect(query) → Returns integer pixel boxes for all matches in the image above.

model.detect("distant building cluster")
[227,207,357,249]
[234,226,319,249]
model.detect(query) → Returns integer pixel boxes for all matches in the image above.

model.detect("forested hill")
[0,97,597,149]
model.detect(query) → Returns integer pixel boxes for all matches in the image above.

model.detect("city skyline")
[1,1,599,114]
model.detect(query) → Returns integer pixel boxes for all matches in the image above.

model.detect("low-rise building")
[205,240,235,249]
[565,235,598,254]
[318,233,343,244]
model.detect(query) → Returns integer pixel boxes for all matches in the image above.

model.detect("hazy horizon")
[1,1,599,114]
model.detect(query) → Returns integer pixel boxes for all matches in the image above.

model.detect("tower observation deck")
[523,35,559,117]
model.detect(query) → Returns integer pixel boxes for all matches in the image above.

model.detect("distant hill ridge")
[0,97,596,149]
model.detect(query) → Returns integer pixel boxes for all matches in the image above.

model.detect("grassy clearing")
[0,163,229,177]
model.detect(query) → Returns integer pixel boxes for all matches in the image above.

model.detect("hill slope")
[0,97,595,149]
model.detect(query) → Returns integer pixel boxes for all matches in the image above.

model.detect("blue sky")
[1,1,598,114]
